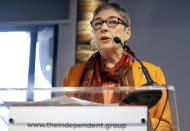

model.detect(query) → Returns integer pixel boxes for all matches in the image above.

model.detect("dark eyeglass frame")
[90,16,129,30]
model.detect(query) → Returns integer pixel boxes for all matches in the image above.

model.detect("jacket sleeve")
[62,64,85,87]
[150,67,174,131]
[62,66,73,87]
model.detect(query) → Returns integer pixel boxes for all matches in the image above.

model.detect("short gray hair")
[92,3,131,27]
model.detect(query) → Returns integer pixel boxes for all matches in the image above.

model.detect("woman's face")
[92,8,131,54]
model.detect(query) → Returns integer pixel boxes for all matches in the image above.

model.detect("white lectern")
[0,86,180,131]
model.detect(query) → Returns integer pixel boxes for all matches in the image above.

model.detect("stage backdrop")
[55,0,190,130]
[108,0,190,130]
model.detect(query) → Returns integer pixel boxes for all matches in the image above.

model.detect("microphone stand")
[114,37,170,130]
[114,37,156,86]
[113,37,162,107]
[119,43,162,108]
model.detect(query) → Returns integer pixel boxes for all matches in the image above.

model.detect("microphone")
[114,37,162,109]
[114,37,156,86]
[114,37,168,130]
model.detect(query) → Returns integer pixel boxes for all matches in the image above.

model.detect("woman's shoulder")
[132,60,161,70]
[67,63,86,76]
[132,61,166,85]
[63,63,86,86]
[70,63,86,70]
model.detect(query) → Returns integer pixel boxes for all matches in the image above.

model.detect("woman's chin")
[99,47,117,55]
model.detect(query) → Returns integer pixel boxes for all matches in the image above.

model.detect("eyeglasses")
[90,16,128,30]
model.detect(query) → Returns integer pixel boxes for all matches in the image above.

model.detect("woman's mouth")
[100,36,111,43]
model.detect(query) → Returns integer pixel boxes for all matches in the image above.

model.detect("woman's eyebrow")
[94,16,118,22]
[95,16,118,20]
[94,17,102,21]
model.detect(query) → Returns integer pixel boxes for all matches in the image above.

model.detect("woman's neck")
[100,51,123,69]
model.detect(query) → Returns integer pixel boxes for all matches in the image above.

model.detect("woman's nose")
[100,22,109,32]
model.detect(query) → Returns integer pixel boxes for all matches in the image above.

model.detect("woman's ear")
[91,29,96,43]
[125,27,131,40]
[91,29,95,39]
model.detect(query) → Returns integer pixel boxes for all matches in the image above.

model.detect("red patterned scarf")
[78,48,135,103]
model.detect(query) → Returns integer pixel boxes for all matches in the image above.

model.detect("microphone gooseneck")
[114,36,168,131]
[114,37,156,86]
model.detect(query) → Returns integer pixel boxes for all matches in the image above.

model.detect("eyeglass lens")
[93,17,119,29]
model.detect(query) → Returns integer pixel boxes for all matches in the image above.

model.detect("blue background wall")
[109,0,190,130]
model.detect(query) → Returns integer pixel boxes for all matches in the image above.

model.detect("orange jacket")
[63,61,173,130]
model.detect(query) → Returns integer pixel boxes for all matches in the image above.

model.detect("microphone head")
[114,37,121,44]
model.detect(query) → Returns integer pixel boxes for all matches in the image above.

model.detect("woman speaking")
[63,3,173,131]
